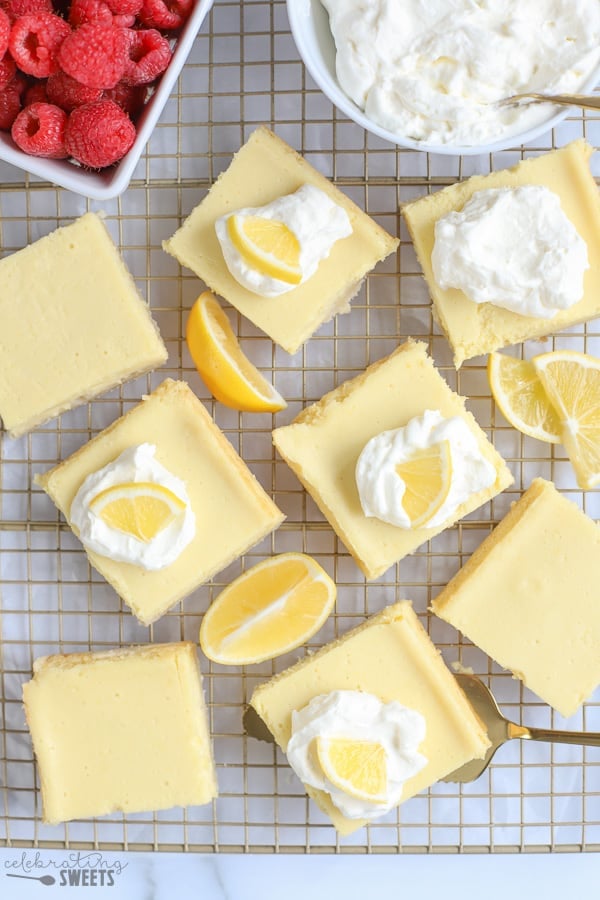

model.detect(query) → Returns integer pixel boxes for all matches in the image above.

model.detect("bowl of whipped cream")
[287,0,600,154]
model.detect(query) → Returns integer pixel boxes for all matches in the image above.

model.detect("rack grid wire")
[1,0,600,855]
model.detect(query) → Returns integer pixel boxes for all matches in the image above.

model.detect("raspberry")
[0,83,20,128]
[65,98,135,167]
[0,53,15,89]
[0,0,52,22]
[124,28,171,85]
[47,69,101,110]
[24,79,47,104]
[0,8,10,58]
[9,13,70,78]
[9,69,27,94]
[138,0,192,30]
[11,100,68,156]
[103,79,146,117]
[104,0,141,15]
[112,12,134,25]
[58,22,129,89]
[68,0,112,26]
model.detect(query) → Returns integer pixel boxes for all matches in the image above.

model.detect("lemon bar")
[36,379,284,625]
[0,212,167,438]
[23,642,217,824]
[432,478,600,718]
[272,340,512,580]
[251,601,490,835]
[402,141,600,366]
[163,126,398,354]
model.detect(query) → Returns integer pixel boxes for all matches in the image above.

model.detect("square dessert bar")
[402,141,600,366]
[37,379,284,625]
[23,642,217,823]
[251,601,490,835]
[432,478,600,718]
[0,212,167,438]
[273,340,512,580]
[163,126,398,354]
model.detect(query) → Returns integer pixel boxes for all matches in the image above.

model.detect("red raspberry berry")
[112,11,134,25]
[58,22,129,89]
[138,0,192,30]
[47,69,102,110]
[0,0,52,22]
[0,53,15,89]
[68,0,112,26]
[9,69,27,95]
[103,80,146,117]
[11,100,68,157]
[24,80,47,104]
[123,28,171,85]
[0,83,20,128]
[0,9,10,58]
[65,98,135,167]
[104,0,141,15]
[9,13,70,78]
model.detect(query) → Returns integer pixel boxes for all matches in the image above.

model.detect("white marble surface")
[0,849,597,899]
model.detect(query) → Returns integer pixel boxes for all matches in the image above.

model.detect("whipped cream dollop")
[70,443,195,571]
[431,186,589,319]
[355,410,496,529]
[320,0,600,146]
[287,691,427,820]
[215,184,352,297]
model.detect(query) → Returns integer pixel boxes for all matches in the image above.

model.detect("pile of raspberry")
[0,0,193,168]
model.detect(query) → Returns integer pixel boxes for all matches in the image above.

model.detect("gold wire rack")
[1,0,600,855]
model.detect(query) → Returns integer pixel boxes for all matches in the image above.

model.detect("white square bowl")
[0,0,213,200]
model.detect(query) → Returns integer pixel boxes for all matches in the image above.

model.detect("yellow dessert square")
[432,478,600,718]
[36,379,284,625]
[251,601,490,835]
[23,642,217,824]
[402,141,600,367]
[0,212,167,438]
[163,126,398,354]
[272,340,512,580]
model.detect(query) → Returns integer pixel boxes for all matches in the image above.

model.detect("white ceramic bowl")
[287,0,600,156]
[0,0,213,200]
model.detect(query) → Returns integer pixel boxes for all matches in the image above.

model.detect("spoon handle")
[525,93,600,112]
[520,725,600,747]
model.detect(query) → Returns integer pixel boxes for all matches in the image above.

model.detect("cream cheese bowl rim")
[287,0,600,156]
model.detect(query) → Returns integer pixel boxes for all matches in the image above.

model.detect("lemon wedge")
[487,352,561,444]
[186,292,287,413]
[316,737,387,803]
[227,214,302,285]
[533,350,600,489]
[89,482,185,542]
[199,552,336,665]
[396,440,453,528]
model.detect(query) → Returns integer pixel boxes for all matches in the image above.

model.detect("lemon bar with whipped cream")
[23,642,217,823]
[0,212,167,438]
[432,478,600,718]
[36,379,284,625]
[251,601,490,835]
[273,340,512,580]
[402,141,600,367]
[163,126,398,354]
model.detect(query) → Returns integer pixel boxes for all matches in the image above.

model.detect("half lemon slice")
[487,352,561,444]
[316,737,387,804]
[396,440,453,528]
[89,482,186,542]
[227,214,302,285]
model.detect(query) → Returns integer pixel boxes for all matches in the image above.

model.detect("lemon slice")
[227,214,302,285]
[199,552,336,665]
[487,352,561,444]
[395,440,453,528]
[316,737,387,803]
[533,350,600,489]
[186,292,287,413]
[89,482,186,542]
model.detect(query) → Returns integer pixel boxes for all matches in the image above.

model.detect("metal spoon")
[494,91,600,112]
[443,674,600,783]
[6,874,56,885]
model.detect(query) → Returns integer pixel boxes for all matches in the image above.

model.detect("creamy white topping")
[320,0,600,146]
[431,186,589,319]
[286,690,427,820]
[215,184,352,297]
[355,410,496,529]
[70,444,195,571]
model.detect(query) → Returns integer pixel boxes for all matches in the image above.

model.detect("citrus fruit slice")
[316,737,387,803]
[533,350,600,489]
[186,292,286,413]
[487,352,561,444]
[199,552,336,665]
[395,440,453,527]
[89,482,186,542]
[227,214,302,285]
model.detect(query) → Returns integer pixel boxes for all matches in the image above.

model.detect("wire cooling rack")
[1,0,600,855]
